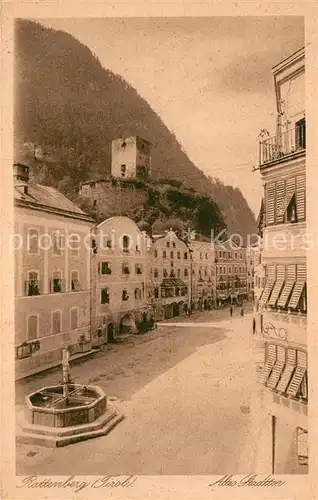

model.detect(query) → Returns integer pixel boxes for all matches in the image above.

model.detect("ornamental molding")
[263,321,288,340]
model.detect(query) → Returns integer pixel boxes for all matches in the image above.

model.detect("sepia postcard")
[1,1,318,499]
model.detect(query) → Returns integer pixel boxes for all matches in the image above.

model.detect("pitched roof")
[14,183,94,222]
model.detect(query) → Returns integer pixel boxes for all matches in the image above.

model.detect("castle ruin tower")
[111,136,152,181]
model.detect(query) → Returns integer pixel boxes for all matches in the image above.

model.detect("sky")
[39,17,304,216]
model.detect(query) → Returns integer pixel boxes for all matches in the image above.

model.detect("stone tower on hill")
[111,136,152,181]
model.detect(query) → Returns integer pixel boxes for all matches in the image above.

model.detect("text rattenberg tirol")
[17,475,137,493]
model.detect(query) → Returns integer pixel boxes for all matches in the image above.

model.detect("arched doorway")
[107,323,115,343]
[120,313,137,334]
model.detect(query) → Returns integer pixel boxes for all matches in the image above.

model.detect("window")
[173,242,176,248]
[154,287,159,298]
[184,252,188,260]
[163,250,167,258]
[101,288,110,304]
[101,262,111,275]
[239,253,242,259]
[27,229,39,254]
[27,314,38,340]
[295,118,306,150]
[27,271,40,296]
[134,288,141,299]
[122,262,130,274]
[286,194,297,223]
[93,200,97,209]
[69,234,80,256]
[53,232,64,255]
[219,251,222,258]
[122,235,130,253]
[154,268,159,277]
[52,271,62,293]
[170,251,174,259]
[205,253,208,259]
[223,266,226,274]
[70,308,78,330]
[71,270,81,291]
[234,253,237,259]
[223,252,226,258]
[177,269,181,277]
[122,289,129,301]
[154,250,158,258]
[229,266,232,274]
[52,310,62,335]
[200,253,203,260]
[177,251,180,259]
[135,263,142,275]
[166,242,170,248]
[121,164,126,176]
[163,269,168,277]
[184,268,189,277]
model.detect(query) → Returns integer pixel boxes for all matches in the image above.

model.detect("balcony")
[259,121,306,166]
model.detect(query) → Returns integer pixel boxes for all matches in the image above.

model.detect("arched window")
[122,235,130,253]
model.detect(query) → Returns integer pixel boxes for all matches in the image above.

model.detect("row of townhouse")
[253,47,307,473]
[14,159,252,379]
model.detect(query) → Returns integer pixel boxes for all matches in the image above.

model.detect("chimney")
[13,163,30,195]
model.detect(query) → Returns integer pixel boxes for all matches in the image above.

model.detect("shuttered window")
[287,351,307,397]
[70,308,78,330]
[278,177,296,221]
[259,265,276,306]
[52,310,61,334]
[275,180,285,223]
[288,264,306,310]
[266,345,286,389]
[296,174,306,221]
[277,265,296,308]
[259,344,276,385]
[268,265,285,307]
[276,348,296,393]
[27,315,38,340]
[266,182,275,225]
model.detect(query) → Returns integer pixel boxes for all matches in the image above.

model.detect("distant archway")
[120,313,137,334]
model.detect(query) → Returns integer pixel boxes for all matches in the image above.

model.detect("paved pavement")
[16,305,264,475]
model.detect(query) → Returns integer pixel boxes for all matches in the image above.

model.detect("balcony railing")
[259,123,306,166]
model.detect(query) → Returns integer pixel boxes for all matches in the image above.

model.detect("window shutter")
[296,175,305,220]
[265,182,275,225]
[275,180,285,223]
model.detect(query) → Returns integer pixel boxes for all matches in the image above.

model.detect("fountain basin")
[17,384,124,447]
[26,384,107,428]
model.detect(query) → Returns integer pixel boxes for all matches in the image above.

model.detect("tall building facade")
[91,216,151,344]
[255,48,307,473]
[14,163,95,380]
[215,240,248,306]
[188,240,216,311]
[150,230,191,320]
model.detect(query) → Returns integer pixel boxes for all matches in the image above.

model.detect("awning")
[258,344,276,385]
[259,280,275,307]
[268,280,285,307]
[277,280,295,308]
[288,281,305,309]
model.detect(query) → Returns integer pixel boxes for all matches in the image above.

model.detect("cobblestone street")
[16,305,263,475]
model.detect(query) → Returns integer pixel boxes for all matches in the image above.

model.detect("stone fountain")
[17,347,124,447]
